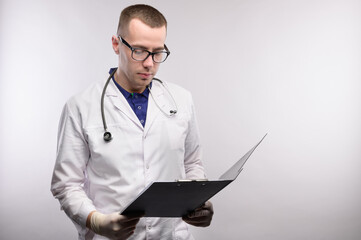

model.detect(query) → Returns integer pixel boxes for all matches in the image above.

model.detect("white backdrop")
[1,0,360,239]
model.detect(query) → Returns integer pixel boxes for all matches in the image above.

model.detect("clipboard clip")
[175,179,209,187]
[175,179,209,182]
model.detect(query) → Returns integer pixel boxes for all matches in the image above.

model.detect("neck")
[114,69,146,93]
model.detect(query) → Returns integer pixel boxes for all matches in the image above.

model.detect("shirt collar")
[109,68,151,99]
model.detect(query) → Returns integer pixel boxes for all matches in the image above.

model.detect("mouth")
[138,73,153,79]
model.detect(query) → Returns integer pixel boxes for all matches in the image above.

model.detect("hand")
[182,201,214,227]
[89,211,142,240]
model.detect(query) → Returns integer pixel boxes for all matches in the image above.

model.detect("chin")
[135,79,152,90]
[140,78,152,84]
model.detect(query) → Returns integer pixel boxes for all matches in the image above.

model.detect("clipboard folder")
[121,134,267,217]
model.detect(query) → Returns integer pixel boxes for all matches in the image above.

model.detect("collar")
[109,68,151,99]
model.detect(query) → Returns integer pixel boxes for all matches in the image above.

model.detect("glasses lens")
[153,52,169,63]
[131,48,169,63]
[132,49,149,61]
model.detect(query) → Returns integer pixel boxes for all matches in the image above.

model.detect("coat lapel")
[105,80,143,129]
[144,81,166,136]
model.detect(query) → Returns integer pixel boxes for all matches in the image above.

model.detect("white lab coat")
[51,77,205,240]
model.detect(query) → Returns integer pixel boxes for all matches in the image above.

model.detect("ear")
[112,35,120,54]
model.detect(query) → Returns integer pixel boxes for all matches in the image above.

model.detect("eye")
[133,48,146,56]
[153,52,169,62]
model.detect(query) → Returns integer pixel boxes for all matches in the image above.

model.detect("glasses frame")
[118,36,170,63]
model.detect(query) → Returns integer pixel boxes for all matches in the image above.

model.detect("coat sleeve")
[183,94,206,179]
[50,101,96,230]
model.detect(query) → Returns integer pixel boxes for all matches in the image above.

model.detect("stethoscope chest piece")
[103,131,113,142]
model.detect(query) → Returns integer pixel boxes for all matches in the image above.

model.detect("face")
[112,18,167,93]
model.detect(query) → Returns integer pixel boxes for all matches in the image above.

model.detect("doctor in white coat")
[51,4,213,240]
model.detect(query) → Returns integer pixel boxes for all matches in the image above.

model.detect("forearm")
[51,174,96,226]
[184,144,206,179]
[184,98,206,179]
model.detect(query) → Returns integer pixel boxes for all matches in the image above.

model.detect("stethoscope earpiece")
[103,131,112,142]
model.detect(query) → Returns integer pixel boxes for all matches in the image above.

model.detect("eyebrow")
[132,44,166,52]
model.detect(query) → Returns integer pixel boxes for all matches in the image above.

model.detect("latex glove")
[89,211,142,240]
[182,201,214,227]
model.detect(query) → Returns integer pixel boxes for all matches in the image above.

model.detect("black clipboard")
[121,134,267,217]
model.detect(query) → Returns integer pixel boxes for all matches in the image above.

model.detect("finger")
[122,212,145,219]
[120,218,141,229]
[118,214,143,226]
[183,220,210,227]
[109,212,141,223]
[116,214,143,225]
[183,217,212,227]
[201,201,213,212]
[182,213,213,225]
[109,225,134,238]
[183,215,210,223]
[187,201,213,218]
[203,201,213,208]
[121,214,144,221]
[121,223,137,231]
[183,213,212,222]
[188,209,213,218]
[125,217,141,224]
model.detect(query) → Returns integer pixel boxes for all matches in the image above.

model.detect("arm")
[51,102,142,238]
[183,95,206,179]
[182,95,214,227]
[51,102,95,228]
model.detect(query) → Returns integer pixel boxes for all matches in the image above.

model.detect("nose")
[143,55,154,68]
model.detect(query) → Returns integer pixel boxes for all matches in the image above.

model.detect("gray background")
[1,0,360,239]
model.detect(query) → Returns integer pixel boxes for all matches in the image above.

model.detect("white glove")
[89,211,142,240]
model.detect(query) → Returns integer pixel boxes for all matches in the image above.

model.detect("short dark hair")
[117,4,167,36]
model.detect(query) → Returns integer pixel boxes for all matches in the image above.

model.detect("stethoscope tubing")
[101,68,117,141]
[101,68,178,142]
[148,78,178,116]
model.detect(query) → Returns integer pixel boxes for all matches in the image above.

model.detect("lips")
[138,73,153,79]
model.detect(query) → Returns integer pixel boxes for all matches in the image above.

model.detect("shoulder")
[163,81,190,94]
[65,81,103,111]
[60,81,105,128]
[153,79,196,118]
[158,80,193,102]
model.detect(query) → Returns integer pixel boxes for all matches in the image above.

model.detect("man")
[51,4,213,240]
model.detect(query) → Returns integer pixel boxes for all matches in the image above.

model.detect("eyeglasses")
[118,36,170,63]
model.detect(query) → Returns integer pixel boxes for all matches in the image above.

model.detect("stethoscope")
[101,68,178,142]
